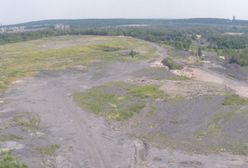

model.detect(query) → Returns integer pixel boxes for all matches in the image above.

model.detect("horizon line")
[2,17,241,26]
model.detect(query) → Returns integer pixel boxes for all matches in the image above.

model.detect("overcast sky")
[1,0,248,25]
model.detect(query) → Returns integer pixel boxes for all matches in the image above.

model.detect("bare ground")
[171,66,248,98]
[0,43,248,168]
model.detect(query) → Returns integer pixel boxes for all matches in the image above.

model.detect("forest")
[1,18,248,66]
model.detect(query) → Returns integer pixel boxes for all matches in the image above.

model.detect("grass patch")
[0,36,157,92]
[74,82,164,121]
[207,112,234,135]
[242,66,248,74]
[37,144,60,156]
[231,142,248,155]
[0,154,27,168]
[147,106,157,117]
[191,108,248,154]
[96,45,122,52]
[128,85,163,99]
[142,132,219,154]
[194,131,208,139]
[0,134,23,142]
[205,109,247,136]
[13,112,40,132]
[223,94,248,105]
[107,103,145,121]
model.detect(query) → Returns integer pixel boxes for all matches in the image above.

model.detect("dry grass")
[0,36,157,91]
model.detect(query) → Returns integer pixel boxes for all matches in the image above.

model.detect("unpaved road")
[1,43,248,168]
[172,66,248,98]
[193,66,248,98]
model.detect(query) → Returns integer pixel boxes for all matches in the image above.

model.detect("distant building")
[0,26,26,33]
[54,24,70,30]
[233,16,236,22]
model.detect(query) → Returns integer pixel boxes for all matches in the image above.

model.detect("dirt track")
[1,43,248,168]
[172,66,248,98]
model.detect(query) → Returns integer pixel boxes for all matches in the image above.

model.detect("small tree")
[197,47,203,57]
[130,49,137,58]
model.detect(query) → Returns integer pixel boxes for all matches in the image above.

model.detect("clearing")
[0,36,248,168]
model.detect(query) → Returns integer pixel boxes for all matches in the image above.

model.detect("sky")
[1,0,248,25]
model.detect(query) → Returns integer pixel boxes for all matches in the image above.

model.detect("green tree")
[130,50,137,58]
[198,47,203,57]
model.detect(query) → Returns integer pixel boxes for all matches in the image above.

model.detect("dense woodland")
[1,18,248,66]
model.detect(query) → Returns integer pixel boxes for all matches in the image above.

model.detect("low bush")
[162,58,183,70]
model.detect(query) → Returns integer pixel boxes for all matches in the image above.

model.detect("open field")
[0,35,157,92]
[1,35,248,167]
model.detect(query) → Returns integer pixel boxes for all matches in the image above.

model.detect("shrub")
[162,58,183,70]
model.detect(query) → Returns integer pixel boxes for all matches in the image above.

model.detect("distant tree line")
[0,27,193,50]
[1,25,248,66]
[0,29,67,45]
[208,35,248,49]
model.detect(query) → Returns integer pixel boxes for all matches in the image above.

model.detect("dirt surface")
[172,65,248,98]
[1,42,248,168]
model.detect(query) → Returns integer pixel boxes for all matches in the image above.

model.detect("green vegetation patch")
[0,134,23,142]
[96,45,122,52]
[162,58,183,70]
[193,108,247,140]
[242,66,248,73]
[168,95,186,102]
[143,132,219,154]
[208,109,247,135]
[74,82,164,121]
[191,108,248,154]
[0,154,27,168]
[0,36,157,92]
[219,48,248,66]
[13,112,40,132]
[128,85,163,99]
[223,94,248,105]
[37,144,60,156]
